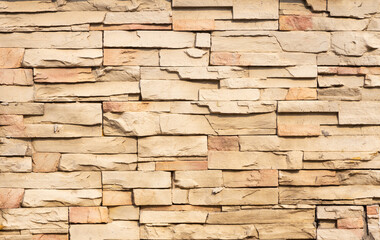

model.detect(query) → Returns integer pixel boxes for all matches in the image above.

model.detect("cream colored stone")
[332,32,380,56]
[59,154,137,171]
[0,208,68,230]
[22,189,102,207]
[60,0,170,11]
[69,207,109,224]
[220,78,317,88]
[160,114,215,135]
[32,153,60,173]
[209,151,302,170]
[138,136,207,157]
[141,80,217,100]
[206,113,276,135]
[173,0,233,7]
[103,171,171,189]
[33,137,136,154]
[0,172,100,189]
[233,0,278,19]
[199,89,259,101]
[257,223,316,239]
[70,221,139,240]
[133,189,171,206]
[318,52,380,66]
[214,19,278,31]
[160,49,209,67]
[189,188,278,205]
[306,0,326,11]
[0,32,101,48]
[104,112,160,136]
[172,189,189,204]
[0,138,31,156]
[103,191,132,206]
[249,65,317,78]
[23,49,102,67]
[196,33,211,48]
[339,102,380,125]
[0,103,44,115]
[140,211,208,224]
[103,102,169,113]
[141,224,259,240]
[318,75,364,87]
[317,206,364,219]
[197,101,276,114]
[278,101,339,112]
[104,49,158,66]
[0,86,34,102]
[170,102,210,114]
[94,66,140,82]
[260,88,289,100]
[318,88,361,101]
[0,157,32,173]
[328,0,379,18]
[223,170,278,187]
[211,35,281,52]
[317,229,364,240]
[34,68,95,83]
[105,31,194,48]
[109,206,139,220]
[175,170,223,188]
[104,11,171,24]
[312,17,369,31]
[0,69,33,86]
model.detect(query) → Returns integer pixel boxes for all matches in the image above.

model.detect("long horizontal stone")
[23,49,103,67]
[189,188,278,205]
[24,103,101,126]
[140,211,208,224]
[223,170,278,187]
[0,69,33,86]
[138,136,207,157]
[69,207,109,224]
[249,65,317,78]
[160,49,209,67]
[22,189,102,207]
[0,103,44,115]
[221,78,317,88]
[103,102,170,113]
[208,151,302,169]
[70,221,139,240]
[174,170,223,188]
[0,32,102,48]
[109,206,139,221]
[0,157,32,172]
[339,102,380,125]
[278,101,339,112]
[160,114,215,135]
[0,86,34,102]
[197,101,276,114]
[133,189,172,206]
[32,137,136,153]
[240,135,380,152]
[59,154,137,171]
[104,11,171,24]
[328,0,378,18]
[233,0,278,19]
[199,89,260,100]
[104,31,194,48]
[0,207,68,230]
[0,172,100,189]
[34,68,95,83]
[104,49,158,66]
[103,171,171,189]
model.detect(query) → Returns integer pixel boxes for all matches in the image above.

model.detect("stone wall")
[0,0,380,239]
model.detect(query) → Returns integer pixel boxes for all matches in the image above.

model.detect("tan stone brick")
[0,69,33,86]
[160,49,209,67]
[69,207,109,224]
[208,136,239,151]
[0,48,24,68]
[102,191,132,206]
[156,161,208,171]
[233,0,278,19]
[104,12,171,24]
[0,157,32,173]
[0,103,44,116]
[175,170,223,188]
[70,221,139,240]
[104,49,159,66]
[34,68,95,83]
[278,124,321,137]
[140,210,208,224]
[223,170,278,187]
[32,153,60,173]
[0,188,24,208]
[337,218,364,229]
[109,206,139,220]
[286,88,317,100]
[133,189,171,206]
[59,154,137,171]
[103,102,170,113]
[103,171,171,189]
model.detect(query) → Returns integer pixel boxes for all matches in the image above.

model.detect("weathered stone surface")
[70,221,139,240]
[103,102,170,113]
[69,207,108,224]
[140,211,208,223]
[199,89,260,101]
[221,77,316,88]
[0,32,101,48]
[22,189,102,207]
[208,136,239,151]
[138,136,207,157]
[141,224,258,240]
[249,65,317,78]
[0,48,24,68]
[0,208,68,230]
[0,103,44,115]
[156,161,208,171]
[104,49,159,66]
[141,80,217,100]
[332,32,380,57]
[104,11,171,24]
[0,172,100,189]
[189,188,278,205]
[286,88,317,100]
[278,124,321,137]
[34,68,95,83]
[102,191,132,206]
[160,49,209,67]
[278,101,339,112]
[32,153,60,173]
[0,138,31,156]
[209,151,303,169]
[233,0,279,19]
[328,0,379,18]
[197,101,276,114]
[339,102,380,125]
[133,189,172,205]
[59,154,136,171]
[109,206,139,220]
[23,49,102,67]
[318,88,361,101]
[0,86,34,102]
[103,171,171,189]
[33,137,136,154]
[317,229,364,240]
[174,170,223,188]
[160,114,215,135]
[223,170,278,187]
[0,188,24,208]
[318,76,364,87]
[0,157,32,173]
[105,31,194,48]
[0,69,33,86]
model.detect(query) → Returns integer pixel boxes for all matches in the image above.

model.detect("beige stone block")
[140,211,208,224]
[196,33,211,48]
[70,221,139,240]
[0,157,32,173]
[103,171,171,189]
[94,66,140,82]
[328,0,379,18]
[172,189,189,204]
[160,49,209,67]
[306,0,326,11]
[103,102,170,113]
[156,161,208,171]
[206,113,276,135]
[0,188,24,208]
[104,112,160,136]
[0,172,100,189]
[109,206,139,220]
[286,88,317,100]
[174,170,223,188]
[189,188,278,205]
[103,49,159,66]
[279,170,340,186]
[173,0,233,7]
[102,191,132,206]
[197,101,276,114]
[141,224,258,240]
[223,170,278,187]
[34,68,95,83]
[332,32,380,57]
[278,101,339,112]
[233,0,278,19]
[0,69,33,86]
[0,208,68,230]
[208,136,239,151]
[249,65,317,78]
[133,189,171,206]
[199,89,260,101]
[318,88,361,101]
[318,75,364,88]
[105,31,194,48]
[214,19,278,31]
[260,88,288,100]
[23,49,102,67]
[104,11,171,24]
[339,102,380,125]
[59,154,136,171]
[22,189,102,207]
[33,137,136,154]
[69,207,108,224]
[171,101,210,114]
[211,35,281,52]
[278,124,321,137]
[257,223,316,239]
[160,114,215,135]
[0,138,31,156]
[32,153,60,173]
[221,77,316,89]
[0,32,101,49]
[317,229,364,240]
[0,103,44,116]
[0,86,34,102]
[0,48,24,68]
[208,151,302,170]
[141,80,217,100]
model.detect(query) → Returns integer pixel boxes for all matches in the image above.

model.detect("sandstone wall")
[1,0,380,239]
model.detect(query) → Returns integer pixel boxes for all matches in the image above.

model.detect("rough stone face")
[0,69,33,86]
[133,189,172,205]
[59,154,137,171]
[0,48,24,68]
[69,207,109,223]
[102,191,132,206]
[0,188,24,208]
[70,221,139,240]
[32,153,60,172]
[104,49,159,66]
[140,211,208,223]
[103,171,171,189]
[174,170,223,188]
[223,170,278,187]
